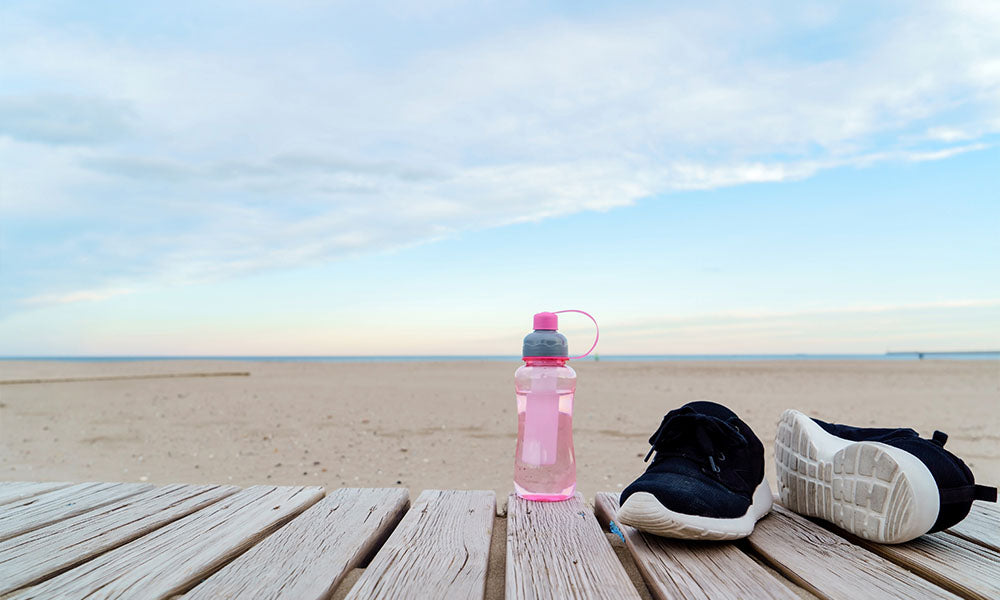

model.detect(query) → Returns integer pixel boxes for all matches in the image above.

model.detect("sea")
[2,353,998,362]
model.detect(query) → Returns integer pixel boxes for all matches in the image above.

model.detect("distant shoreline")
[2,353,998,362]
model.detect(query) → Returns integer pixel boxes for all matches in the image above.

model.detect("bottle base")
[514,482,576,502]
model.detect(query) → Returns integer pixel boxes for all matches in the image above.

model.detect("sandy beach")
[2,359,998,504]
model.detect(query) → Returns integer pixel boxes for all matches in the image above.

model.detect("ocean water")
[2,353,998,362]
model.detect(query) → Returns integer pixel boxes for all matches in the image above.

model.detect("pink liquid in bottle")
[514,356,577,501]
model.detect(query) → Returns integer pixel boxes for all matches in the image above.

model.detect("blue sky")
[1,1,998,355]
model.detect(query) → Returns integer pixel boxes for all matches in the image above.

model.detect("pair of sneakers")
[616,401,997,543]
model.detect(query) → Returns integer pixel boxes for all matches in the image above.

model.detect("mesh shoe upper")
[620,401,765,519]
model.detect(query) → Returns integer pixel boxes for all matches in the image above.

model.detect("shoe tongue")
[647,410,746,462]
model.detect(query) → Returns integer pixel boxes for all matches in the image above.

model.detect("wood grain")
[748,505,959,600]
[188,487,409,600]
[11,485,324,600]
[506,493,640,600]
[0,482,152,542]
[0,482,72,507]
[857,530,1000,600]
[344,489,495,600]
[947,501,1000,552]
[0,484,238,594]
[594,492,797,600]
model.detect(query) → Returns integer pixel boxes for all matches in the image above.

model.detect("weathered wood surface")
[594,493,797,600]
[947,502,1000,552]
[857,531,1000,600]
[507,493,640,600]
[344,490,495,600]
[748,505,959,600]
[11,485,324,600]
[0,484,238,595]
[2,481,996,600]
[189,488,409,600]
[0,482,152,542]
[0,482,71,507]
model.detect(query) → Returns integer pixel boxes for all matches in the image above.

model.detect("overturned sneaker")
[617,401,773,540]
[776,409,997,544]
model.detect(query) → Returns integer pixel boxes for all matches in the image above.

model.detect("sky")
[1,0,998,356]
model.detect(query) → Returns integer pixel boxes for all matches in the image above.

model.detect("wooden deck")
[0,481,997,599]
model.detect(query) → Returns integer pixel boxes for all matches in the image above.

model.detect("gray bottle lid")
[522,312,568,357]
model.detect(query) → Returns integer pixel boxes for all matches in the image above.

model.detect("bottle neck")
[522,357,569,366]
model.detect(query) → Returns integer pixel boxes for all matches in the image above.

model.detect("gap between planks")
[749,504,962,600]
[945,502,1000,552]
[853,528,1000,600]
[593,492,799,600]
[344,489,496,600]
[186,488,410,600]
[0,484,239,595]
[506,493,639,600]
[0,482,153,542]
[9,485,324,600]
[0,482,73,507]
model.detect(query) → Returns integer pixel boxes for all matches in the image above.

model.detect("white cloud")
[0,94,134,144]
[22,287,135,306]
[1,1,999,308]
[924,127,976,143]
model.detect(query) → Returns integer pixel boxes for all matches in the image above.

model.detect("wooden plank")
[593,492,798,600]
[506,493,640,600]
[0,484,238,595]
[856,531,1000,600]
[0,482,152,541]
[747,505,959,600]
[0,482,72,507]
[188,488,409,600]
[947,502,1000,552]
[344,489,495,600]
[10,485,324,600]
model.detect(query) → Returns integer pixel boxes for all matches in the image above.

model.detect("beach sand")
[2,358,997,598]
[1,359,998,503]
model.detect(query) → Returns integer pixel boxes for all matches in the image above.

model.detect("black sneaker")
[776,409,998,544]
[617,401,773,540]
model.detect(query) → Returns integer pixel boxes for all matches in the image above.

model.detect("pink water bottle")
[514,310,598,501]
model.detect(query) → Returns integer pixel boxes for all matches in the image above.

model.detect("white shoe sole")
[616,479,773,540]
[775,409,939,544]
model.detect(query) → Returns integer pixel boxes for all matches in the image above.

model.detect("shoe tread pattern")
[775,410,915,544]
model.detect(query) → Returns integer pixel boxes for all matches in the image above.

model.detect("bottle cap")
[533,312,558,330]
[522,329,569,358]
[522,310,599,360]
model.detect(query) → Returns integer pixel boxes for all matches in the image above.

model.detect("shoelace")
[643,407,748,474]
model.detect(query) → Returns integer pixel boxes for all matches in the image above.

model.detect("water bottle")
[514,310,598,501]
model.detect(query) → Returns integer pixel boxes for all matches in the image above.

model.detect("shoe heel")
[829,442,908,541]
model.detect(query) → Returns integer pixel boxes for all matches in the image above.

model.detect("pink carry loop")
[513,309,599,502]
[553,309,600,360]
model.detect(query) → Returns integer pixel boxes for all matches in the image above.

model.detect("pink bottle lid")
[533,312,558,331]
